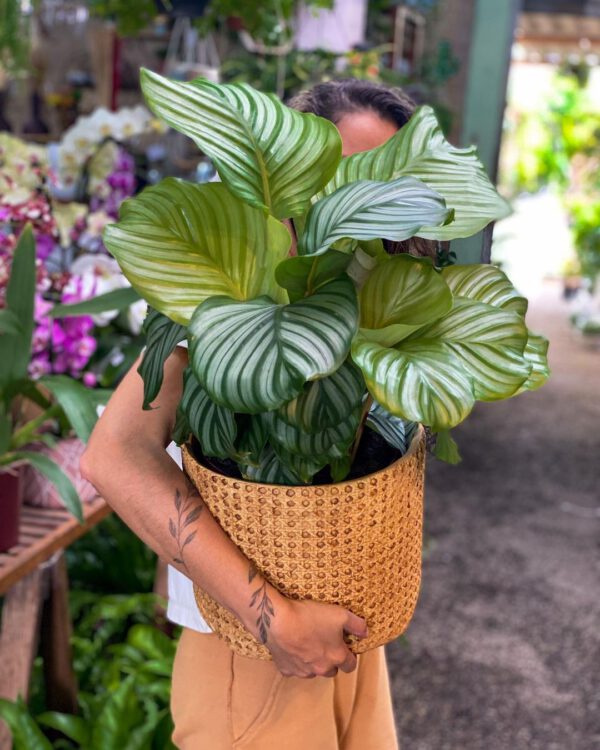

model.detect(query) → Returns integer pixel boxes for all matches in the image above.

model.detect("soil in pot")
[192,427,403,484]
[0,469,22,552]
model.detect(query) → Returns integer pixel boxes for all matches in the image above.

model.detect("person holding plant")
[82,75,546,750]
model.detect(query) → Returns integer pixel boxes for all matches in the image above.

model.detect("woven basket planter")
[182,426,426,659]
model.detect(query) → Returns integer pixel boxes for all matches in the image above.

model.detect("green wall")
[452,0,519,264]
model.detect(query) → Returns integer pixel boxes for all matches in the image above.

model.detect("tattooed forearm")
[248,562,275,644]
[169,481,204,572]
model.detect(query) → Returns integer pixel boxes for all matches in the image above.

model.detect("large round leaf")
[104,180,290,325]
[442,264,528,315]
[275,249,350,302]
[413,298,530,401]
[276,360,365,433]
[140,69,341,219]
[188,276,359,413]
[360,255,453,337]
[298,176,452,256]
[516,333,550,394]
[352,336,475,430]
[322,106,511,240]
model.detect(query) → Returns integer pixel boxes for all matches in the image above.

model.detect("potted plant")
[104,70,549,656]
[0,226,104,551]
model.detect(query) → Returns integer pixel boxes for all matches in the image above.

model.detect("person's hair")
[288,79,436,260]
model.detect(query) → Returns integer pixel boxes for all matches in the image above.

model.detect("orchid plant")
[0,133,144,387]
[0,227,107,519]
[105,70,549,484]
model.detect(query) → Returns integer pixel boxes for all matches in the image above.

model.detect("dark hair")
[288,78,415,130]
[288,79,436,260]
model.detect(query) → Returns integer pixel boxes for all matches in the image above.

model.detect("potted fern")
[0,226,104,550]
[104,70,549,656]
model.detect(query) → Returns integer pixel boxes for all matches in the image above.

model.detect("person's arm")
[81,349,367,678]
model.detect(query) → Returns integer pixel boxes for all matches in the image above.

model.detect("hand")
[266,595,368,679]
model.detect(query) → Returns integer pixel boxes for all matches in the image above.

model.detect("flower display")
[57,105,163,190]
[0,133,147,388]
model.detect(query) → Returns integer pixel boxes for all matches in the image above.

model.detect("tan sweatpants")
[170,629,399,750]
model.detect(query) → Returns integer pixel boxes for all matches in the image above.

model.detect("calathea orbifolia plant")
[104,69,549,483]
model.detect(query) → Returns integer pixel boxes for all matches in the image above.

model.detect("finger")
[344,610,368,639]
[339,650,358,674]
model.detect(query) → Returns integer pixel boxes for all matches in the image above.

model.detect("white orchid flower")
[69,254,129,326]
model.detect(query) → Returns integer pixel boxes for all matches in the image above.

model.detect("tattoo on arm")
[248,563,275,644]
[169,481,204,572]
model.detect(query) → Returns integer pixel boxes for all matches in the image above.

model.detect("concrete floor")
[387,283,600,750]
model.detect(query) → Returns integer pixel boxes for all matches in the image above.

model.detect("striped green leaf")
[352,336,476,431]
[270,443,328,483]
[235,415,268,466]
[104,180,290,325]
[180,368,237,459]
[241,445,302,485]
[366,401,418,455]
[322,106,511,240]
[263,408,360,458]
[137,309,186,410]
[516,333,550,394]
[442,264,528,315]
[359,255,453,346]
[299,176,453,255]
[140,69,342,219]
[275,249,350,302]
[276,360,365,433]
[188,276,359,413]
[413,298,530,401]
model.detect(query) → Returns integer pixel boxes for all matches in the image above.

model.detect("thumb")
[343,610,368,639]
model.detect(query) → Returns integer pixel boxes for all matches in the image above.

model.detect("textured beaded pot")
[183,426,425,660]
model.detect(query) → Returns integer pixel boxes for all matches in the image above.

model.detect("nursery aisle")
[387,280,600,750]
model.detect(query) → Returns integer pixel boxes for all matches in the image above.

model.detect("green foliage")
[512,72,600,195]
[568,200,600,281]
[66,514,157,594]
[137,308,187,409]
[4,580,177,750]
[51,287,141,319]
[198,0,334,46]
[139,72,342,220]
[0,0,30,75]
[508,69,600,285]
[106,72,548,478]
[87,0,158,36]
[0,228,103,519]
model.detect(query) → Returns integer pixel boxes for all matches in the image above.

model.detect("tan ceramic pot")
[182,426,426,659]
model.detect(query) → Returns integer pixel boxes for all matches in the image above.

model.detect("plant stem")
[10,404,61,450]
[350,395,373,465]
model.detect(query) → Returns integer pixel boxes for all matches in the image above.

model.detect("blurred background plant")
[503,63,600,333]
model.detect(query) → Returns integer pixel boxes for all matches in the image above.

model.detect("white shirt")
[165,339,212,633]
[166,440,212,633]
